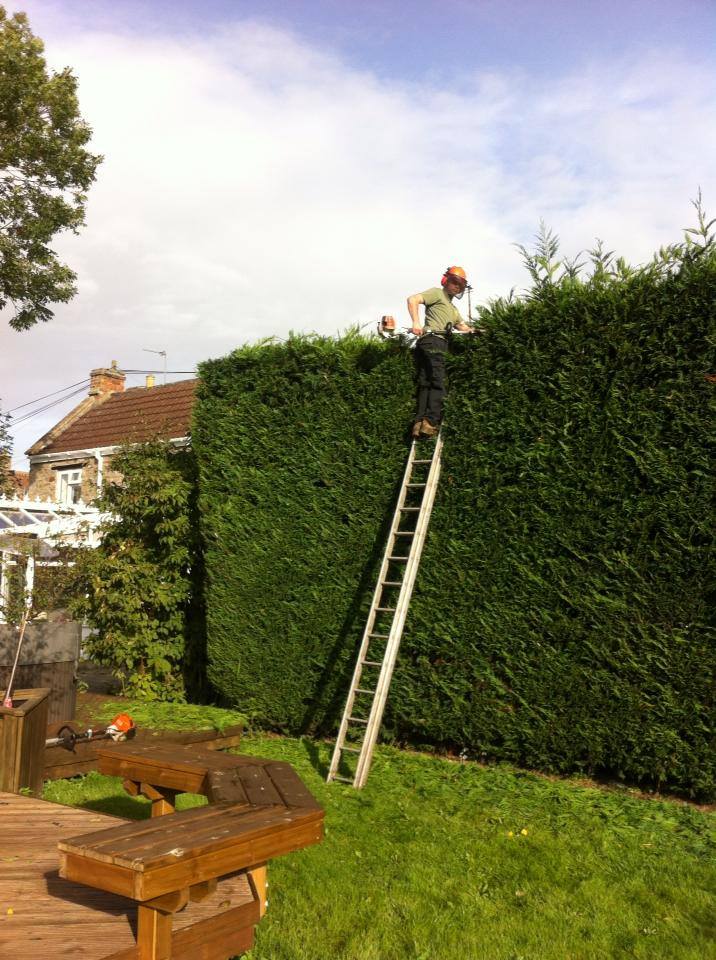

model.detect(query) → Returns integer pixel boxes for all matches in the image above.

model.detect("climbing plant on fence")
[194,226,716,799]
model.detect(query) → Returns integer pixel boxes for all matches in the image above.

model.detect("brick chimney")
[89,360,125,397]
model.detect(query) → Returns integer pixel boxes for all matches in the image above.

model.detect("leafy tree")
[0,8,101,329]
[70,441,206,701]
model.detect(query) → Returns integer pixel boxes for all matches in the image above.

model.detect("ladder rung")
[388,556,409,561]
[394,532,414,537]
[400,507,420,512]
[341,746,361,754]
[354,688,374,694]
[376,607,395,612]
[348,716,368,724]
[369,633,389,638]
[406,483,426,488]
[381,580,402,586]
[361,659,381,666]
[413,459,432,464]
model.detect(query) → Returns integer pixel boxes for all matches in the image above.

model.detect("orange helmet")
[441,265,468,288]
[111,713,134,734]
[106,713,135,741]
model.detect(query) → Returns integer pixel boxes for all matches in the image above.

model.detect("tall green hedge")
[194,243,716,798]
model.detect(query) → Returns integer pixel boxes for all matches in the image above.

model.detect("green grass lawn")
[43,728,715,960]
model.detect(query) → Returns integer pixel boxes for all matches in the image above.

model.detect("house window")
[56,468,83,504]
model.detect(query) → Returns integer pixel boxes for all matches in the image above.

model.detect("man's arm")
[407,293,425,336]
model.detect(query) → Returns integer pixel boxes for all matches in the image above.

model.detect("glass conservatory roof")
[0,497,102,549]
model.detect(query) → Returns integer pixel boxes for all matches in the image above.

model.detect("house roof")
[9,471,29,494]
[30,379,197,455]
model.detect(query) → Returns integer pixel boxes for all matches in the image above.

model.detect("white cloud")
[2,11,715,465]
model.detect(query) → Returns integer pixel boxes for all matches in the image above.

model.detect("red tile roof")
[37,379,197,454]
[10,470,29,493]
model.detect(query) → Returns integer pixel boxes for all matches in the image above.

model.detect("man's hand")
[455,321,485,335]
[407,293,425,337]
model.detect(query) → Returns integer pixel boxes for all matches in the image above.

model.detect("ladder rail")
[327,432,444,787]
[353,432,443,788]
[326,440,421,782]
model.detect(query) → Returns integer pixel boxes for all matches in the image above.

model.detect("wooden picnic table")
[0,740,323,960]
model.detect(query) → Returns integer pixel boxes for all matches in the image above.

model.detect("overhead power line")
[120,369,197,375]
[11,384,90,427]
[6,379,90,414]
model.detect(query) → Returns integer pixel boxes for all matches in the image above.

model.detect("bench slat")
[61,805,292,869]
[58,803,235,862]
[236,765,284,807]
[266,761,323,810]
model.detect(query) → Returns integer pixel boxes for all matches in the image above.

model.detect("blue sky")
[24,0,716,82]
[2,0,716,466]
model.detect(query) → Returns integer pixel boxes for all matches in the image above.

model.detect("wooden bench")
[58,741,323,960]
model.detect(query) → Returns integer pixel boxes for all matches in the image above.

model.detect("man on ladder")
[407,265,477,438]
[327,267,479,789]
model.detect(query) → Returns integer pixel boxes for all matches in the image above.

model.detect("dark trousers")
[414,334,448,426]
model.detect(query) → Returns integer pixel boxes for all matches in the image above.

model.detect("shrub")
[71,440,206,701]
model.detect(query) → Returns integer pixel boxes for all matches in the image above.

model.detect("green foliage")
[0,403,11,493]
[30,545,77,614]
[194,229,716,799]
[0,552,29,626]
[0,8,101,329]
[194,332,414,728]
[395,238,715,799]
[71,440,205,701]
[0,535,75,624]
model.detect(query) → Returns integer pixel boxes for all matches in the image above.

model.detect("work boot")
[420,420,438,438]
[411,420,422,438]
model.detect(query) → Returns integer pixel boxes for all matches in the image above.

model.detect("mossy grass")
[43,733,715,960]
[93,697,246,733]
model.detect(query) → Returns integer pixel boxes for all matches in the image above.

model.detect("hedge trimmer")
[45,713,135,749]
[377,316,485,344]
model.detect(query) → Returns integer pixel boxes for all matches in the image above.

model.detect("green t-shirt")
[420,287,462,334]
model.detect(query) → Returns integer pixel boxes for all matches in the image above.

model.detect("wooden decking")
[0,792,256,959]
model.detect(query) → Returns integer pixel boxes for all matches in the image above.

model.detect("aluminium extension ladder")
[327,430,444,789]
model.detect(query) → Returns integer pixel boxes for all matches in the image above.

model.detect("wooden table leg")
[137,904,172,960]
[136,889,189,959]
[142,782,178,817]
[122,779,178,817]
[248,863,268,916]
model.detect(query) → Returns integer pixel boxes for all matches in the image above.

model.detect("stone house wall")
[27,454,122,504]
